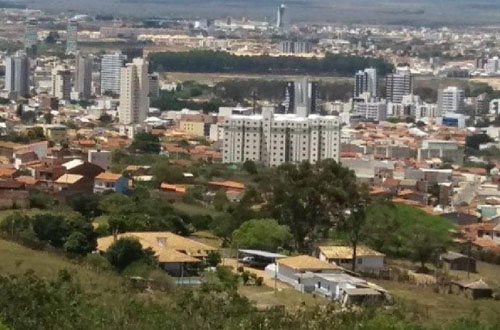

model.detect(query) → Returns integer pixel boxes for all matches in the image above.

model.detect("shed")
[341,288,384,306]
[450,280,493,299]
[440,251,476,273]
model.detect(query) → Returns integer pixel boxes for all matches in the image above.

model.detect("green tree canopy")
[130,132,161,154]
[363,202,453,267]
[232,218,292,252]
[262,160,362,252]
[105,237,157,272]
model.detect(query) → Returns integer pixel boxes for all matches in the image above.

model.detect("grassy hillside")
[0,239,125,291]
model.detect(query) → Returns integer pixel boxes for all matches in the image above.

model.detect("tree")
[32,214,71,248]
[232,219,293,252]
[130,132,161,154]
[344,207,367,272]
[408,221,450,271]
[105,237,156,272]
[242,160,257,174]
[69,194,102,220]
[206,251,221,267]
[263,160,361,252]
[0,212,30,237]
[363,202,452,267]
[466,134,492,150]
[64,231,93,255]
[213,190,229,211]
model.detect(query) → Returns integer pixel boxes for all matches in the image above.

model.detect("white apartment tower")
[100,53,126,95]
[354,68,378,98]
[223,107,340,167]
[439,86,465,114]
[118,58,149,125]
[66,20,78,53]
[51,66,71,101]
[6,53,30,99]
[75,53,93,100]
[386,67,413,103]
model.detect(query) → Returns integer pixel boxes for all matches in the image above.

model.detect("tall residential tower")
[100,53,126,95]
[118,58,149,124]
[75,53,93,100]
[5,53,30,99]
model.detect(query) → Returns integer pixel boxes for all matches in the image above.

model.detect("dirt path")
[223,258,291,290]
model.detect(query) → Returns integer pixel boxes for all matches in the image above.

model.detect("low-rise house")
[208,180,245,192]
[88,149,112,171]
[0,168,18,179]
[94,172,128,194]
[276,255,343,292]
[97,232,218,277]
[317,246,385,272]
[54,174,90,194]
[160,183,187,202]
[440,251,476,273]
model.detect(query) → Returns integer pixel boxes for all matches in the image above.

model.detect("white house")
[276,255,343,292]
[317,246,385,272]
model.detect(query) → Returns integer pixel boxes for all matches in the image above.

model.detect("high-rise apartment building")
[438,87,465,114]
[5,53,30,99]
[24,19,38,50]
[354,68,378,98]
[222,107,340,167]
[282,78,319,115]
[51,66,71,101]
[75,54,93,100]
[148,73,160,99]
[386,67,413,103]
[100,53,126,95]
[66,20,78,53]
[118,58,149,124]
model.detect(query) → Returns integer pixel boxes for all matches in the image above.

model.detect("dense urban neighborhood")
[0,2,499,330]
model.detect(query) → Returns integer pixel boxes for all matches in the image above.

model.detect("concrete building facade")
[222,107,340,167]
[100,53,126,95]
[118,58,149,125]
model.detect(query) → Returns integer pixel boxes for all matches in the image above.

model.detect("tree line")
[149,50,394,76]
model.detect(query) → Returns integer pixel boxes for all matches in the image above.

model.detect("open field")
[372,279,500,327]
[163,72,353,85]
[171,202,223,217]
[238,285,328,309]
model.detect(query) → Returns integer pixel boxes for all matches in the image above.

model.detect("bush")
[241,271,250,285]
[255,277,263,286]
[84,253,114,273]
[206,251,221,267]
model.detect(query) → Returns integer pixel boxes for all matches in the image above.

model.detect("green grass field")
[171,202,223,218]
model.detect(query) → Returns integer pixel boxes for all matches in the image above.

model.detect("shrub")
[84,253,113,273]
[241,271,250,285]
[255,277,263,286]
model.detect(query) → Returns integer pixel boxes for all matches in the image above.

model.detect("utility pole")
[467,238,472,279]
